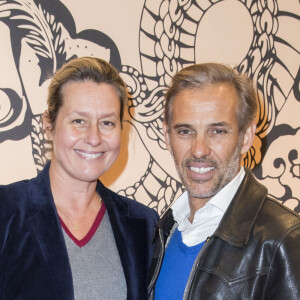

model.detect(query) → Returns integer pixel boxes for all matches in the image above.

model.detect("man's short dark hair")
[164,63,258,133]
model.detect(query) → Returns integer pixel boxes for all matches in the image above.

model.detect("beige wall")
[0,0,299,214]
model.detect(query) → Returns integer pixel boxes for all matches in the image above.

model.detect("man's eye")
[177,129,191,135]
[213,129,227,135]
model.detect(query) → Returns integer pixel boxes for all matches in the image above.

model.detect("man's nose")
[190,134,211,158]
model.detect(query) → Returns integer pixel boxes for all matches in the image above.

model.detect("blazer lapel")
[25,167,73,299]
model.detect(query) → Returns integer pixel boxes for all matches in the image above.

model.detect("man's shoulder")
[239,169,300,229]
[257,195,300,236]
[263,195,300,220]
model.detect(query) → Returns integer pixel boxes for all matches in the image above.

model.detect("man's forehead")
[170,85,239,128]
[173,89,238,111]
[173,83,237,99]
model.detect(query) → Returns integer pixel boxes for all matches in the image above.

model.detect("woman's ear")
[42,110,53,141]
[241,122,256,155]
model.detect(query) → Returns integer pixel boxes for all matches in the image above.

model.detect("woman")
[0,57,158,299]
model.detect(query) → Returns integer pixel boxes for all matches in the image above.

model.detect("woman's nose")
[85,124,102,146]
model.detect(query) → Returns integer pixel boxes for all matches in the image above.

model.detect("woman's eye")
[72,119,85,125]
[102,121,114,127]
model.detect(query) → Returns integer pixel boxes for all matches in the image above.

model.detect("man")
[148,63,300,299]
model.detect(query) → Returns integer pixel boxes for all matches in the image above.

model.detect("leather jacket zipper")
[148,224,178,298]
[148,228,164,294]
[183,236,213,299]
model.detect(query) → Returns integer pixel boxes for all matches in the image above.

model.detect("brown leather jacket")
[148,168,300,299]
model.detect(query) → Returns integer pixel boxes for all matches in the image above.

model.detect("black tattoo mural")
[0,0,121,171]
[119,0,300,213]
[0,0,299,214]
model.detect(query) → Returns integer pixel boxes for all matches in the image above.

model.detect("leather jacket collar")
[214,168,267,247]
[155,168,268,247]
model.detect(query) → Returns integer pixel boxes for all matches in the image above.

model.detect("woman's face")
[44,80,122,183]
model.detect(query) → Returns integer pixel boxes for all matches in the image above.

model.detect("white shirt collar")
[172,167,246,226]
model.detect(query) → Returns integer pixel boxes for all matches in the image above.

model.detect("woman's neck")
[49,163,98,211]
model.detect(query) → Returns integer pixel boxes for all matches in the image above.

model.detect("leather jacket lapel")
[214,168,268,247]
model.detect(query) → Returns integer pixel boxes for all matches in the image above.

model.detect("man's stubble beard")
[173,139,243,201]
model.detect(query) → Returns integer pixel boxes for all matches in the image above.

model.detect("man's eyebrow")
[174,122,230,128]
[210,122,229,127]
[68,111,90,117]
[173,123,193,130]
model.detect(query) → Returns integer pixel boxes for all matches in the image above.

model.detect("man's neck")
[188,197,211,223]
[187,167,245,224]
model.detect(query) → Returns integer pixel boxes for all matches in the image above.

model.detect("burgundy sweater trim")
[59,202,106,248]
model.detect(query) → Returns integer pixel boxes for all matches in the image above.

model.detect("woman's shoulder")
[0,165,50,206]
[0,180,32,230]
[0,174,42,211]
[104,188,159,221]
[0,179,30,203]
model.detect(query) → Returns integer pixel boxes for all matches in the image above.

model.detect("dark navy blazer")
[0,163,158,299]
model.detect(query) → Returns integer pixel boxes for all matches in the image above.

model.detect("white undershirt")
[171,167,245,246]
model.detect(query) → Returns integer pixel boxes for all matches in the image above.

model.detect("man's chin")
[187,187,216,201]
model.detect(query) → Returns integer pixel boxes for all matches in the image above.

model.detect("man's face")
[163,83,255,204]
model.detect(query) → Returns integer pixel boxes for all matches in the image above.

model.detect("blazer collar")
[213,168,268,247]
[25,164,74,298]
[25,164,150,299]
[96,180,129,215]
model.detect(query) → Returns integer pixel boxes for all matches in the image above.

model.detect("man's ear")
[162,121,172,153]
[241,122,256,155]
[42,110,53,141]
